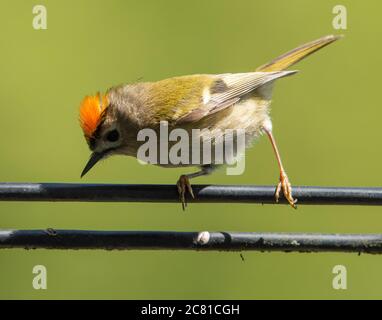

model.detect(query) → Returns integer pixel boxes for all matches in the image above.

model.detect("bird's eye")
[106,130,119,142]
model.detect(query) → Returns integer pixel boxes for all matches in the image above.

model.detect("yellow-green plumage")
[147,75,215,122]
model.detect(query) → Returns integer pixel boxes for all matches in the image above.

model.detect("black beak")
[81,152,105,178]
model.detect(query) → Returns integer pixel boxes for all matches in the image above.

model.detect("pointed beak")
[81,152,105,178]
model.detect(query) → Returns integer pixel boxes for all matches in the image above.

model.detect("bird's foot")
[275,170,297,209]
[176,175,195,210]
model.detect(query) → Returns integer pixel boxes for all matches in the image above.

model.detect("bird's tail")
[256,35,343,72]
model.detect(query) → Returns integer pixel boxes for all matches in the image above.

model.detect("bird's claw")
[275,171,297,209]
[176,175,195,210]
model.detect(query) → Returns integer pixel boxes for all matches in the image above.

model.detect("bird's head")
[79,92,126,177]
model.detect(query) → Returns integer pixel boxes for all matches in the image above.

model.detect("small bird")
[79,35,342,209]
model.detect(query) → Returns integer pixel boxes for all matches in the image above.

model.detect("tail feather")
[256,35,343,72]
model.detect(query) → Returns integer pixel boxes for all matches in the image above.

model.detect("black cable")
[0,183,382,205]
[0,229,381,253]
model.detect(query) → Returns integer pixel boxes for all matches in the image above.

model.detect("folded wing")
[176,70,296,124]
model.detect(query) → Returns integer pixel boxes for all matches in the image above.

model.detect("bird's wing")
[176,70,296,124]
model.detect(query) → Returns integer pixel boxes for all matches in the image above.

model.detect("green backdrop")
[0,0,381,299]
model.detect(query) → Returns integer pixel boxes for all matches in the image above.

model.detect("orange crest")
[79,93,108,139]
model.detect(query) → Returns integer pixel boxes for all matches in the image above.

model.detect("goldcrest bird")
[79,35,342,209]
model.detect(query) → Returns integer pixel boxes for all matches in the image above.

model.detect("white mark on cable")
[196,231,210,245]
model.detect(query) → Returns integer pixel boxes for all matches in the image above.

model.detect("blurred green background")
[0,0,381,299]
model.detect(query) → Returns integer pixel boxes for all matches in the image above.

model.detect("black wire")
[0,230,381,253]
[0,183,382,205]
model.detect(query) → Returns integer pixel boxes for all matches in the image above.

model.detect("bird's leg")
[177,165,215,210]
[262,127,297,208]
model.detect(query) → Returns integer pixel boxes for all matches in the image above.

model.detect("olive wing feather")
[176,70,296,124]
